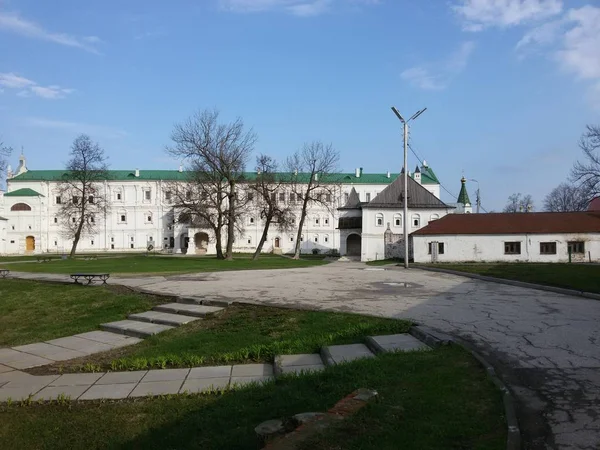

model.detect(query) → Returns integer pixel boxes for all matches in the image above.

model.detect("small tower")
[456,177,472,214]
[413,165,421,185]
[16,153,27,175]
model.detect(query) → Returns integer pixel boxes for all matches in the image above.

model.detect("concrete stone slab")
[129,380,183,397]
[154,303,223,317]
[323,344,375,365]
[0,385,44,401]
[33,385,91,401]
[128,311,199,327]
[50,373,105,386]
[46,336,114,354]
[141,368,190,382]
[276,354,323,367]
[0,370,34,384]
[0,348,24,363]
[279,364,325,375]
[12,342,87,361]
[74,331,141,345]
[231,376,273,387]
[3,375,59,388]
[369,334,430,352]
[79,383,137,400]
[96,371,147,385]
[0,364,14,374]
[100,320,175,338]
[231,364,273,377]
[180,377,230,393]
[4,354,54,370]
[188,365,232,379]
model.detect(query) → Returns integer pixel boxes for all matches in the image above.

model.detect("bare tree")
[0,139,12,187]
[571,124,600,201]
[286,141,340,259]
[543,182,590,212]
[167,109,256,260]
[503,193,534,213]
[250,154,294,260]
[58,135,109,257]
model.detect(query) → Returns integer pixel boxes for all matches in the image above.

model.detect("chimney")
[355,168,360,178]
[386,170,390,178]
[135,168,140,177]
[360,167,363,176]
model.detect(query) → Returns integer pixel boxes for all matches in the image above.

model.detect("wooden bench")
[70,273,110,285]
[37,256,57,263]
[0,269,9,278]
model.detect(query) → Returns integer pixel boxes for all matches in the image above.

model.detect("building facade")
[0,156,470,260]
[412,212,600,263]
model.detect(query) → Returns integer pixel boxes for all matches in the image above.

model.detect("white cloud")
[515,5,600,108]
[453,0,563,31]
[219,0,377,16]
[0,11,101,53]
[26,117,127,139]
[0,72,74,100]
[401,41,476,90]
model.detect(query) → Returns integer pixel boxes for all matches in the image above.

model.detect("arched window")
[314,215,320,226]
[314,234,319,243]
[430,214,440,221]
[412,214,421,228]
[393,214,402,227]
[375,213,384,227]
[146,211,153,223]
[324,234,329,243]
[11,203,31,211]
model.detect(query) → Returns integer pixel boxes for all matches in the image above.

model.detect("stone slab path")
[0,333,428,402]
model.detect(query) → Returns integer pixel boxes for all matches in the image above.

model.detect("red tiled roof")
[412,212,600,236]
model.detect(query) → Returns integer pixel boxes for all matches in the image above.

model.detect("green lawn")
[1,254,327,275]
[429,263,600,294]
[31,305,412,373]
[0,279,162,347]
[0,347,506,450]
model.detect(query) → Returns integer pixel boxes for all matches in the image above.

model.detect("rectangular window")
[324,236,329,243]
[504,242,521,255]
[279,192,285,202]
[54,241,57,246]
[290,237,294,242]
[289,193,295,203]
[71,217,76,223]
[116,192,122,200]
[145,190,151,201]
[326,194,332,203]
[88,196,94,204]
[55,196,62,204]
[249,217,255,224]
[111,244,115,250]
[270,192,277,203]
[540,242,557,255]
[247,192,254,202]
[120,214,126,222]
[147,215,152,223]
[131,237,134,242]
[428,243,444,255]
[314,235,318,242]
[10,240,14,244]
[90,216,95,223]
[73,196,79,205]
[315,218,320,226]
[53,217,58,224]
[188,191,194,201]
[316,193,323,202]
[324,218,329,225]
[568,241,585,254]
[149,236,153,242]
[111,237,114,242]
[130,243,134,249]
[366,193,371,202]
[165,191,172,201]
[91,240,94,246]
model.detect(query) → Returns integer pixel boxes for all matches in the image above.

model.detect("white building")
[0,155,467,259]
[412,212,600,263]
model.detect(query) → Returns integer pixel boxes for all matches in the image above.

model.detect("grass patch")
[365,258,402,266]
[2,254,327,275]
[0,347,506,450]
[0,279,162,347]
[30,305,411,373]
[429,263,600,294]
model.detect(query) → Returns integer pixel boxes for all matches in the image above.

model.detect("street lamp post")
[391,106,427,269]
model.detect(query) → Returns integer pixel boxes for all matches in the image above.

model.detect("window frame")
[412,214,421,228]
[540,242,557,255]
[567,241,585,254]
[375,213,384,227]
[504,241,521,255]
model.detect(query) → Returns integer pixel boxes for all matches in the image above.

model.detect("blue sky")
[1,0,599,210]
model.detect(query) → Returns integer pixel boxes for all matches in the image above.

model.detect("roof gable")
[4,188,44,197]
[365,175,450,209]
[412,212,600,236]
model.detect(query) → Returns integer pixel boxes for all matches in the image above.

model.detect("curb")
[417,266,600,301]
[409,325,521,450]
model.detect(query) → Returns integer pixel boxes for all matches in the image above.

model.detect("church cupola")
[16,153,28,175]
[413,165,421,185]
[456,176,472,214]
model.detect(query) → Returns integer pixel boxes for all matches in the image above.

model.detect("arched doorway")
[194,232,209,255]
[26,236,35,252]
[346,234,361,257]
[180,233,189,254]
[274,237,281,248]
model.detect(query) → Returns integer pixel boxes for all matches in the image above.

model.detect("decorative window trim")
[375,213,384,227]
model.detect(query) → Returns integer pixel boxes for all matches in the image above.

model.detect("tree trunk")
[294,194,310,260]
[253,213,273,260]
[225,183,236,260]
[214,225,224,259]
[70,217,85,258]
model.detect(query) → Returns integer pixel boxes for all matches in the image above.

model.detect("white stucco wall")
[413,233,600,263]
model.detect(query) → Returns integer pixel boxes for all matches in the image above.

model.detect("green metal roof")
[4,188,44,197]
[457,177,471,205]
[10,169,440,185]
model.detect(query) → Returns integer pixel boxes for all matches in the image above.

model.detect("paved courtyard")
[113,261,600,450]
